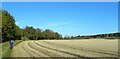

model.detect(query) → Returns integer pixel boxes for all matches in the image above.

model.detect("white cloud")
[44,22,71,28]
[15,20,25,25]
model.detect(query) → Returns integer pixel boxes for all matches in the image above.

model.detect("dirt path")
[10,40,118,57]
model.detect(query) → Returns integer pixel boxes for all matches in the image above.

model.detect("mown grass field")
[8,39,118,58]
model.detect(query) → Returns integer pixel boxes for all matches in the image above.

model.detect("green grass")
[2,40,23,57]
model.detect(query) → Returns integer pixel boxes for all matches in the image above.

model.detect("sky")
[2,2,118,36]
[2,0,119,2]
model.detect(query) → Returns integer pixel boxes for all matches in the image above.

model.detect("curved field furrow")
[28,41,76,57]
[42,41,118,57]
[11,41,49,57]
[22,41,44,57]
[21,41,36,57]
[28,41,61,57]
[11,42,30,57]
[34,41,85,58]
[35,41,117,57]
[34,41,100,57]
[10,39,118,57]
[27,42,50,57]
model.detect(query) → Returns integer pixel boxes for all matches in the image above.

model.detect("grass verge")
[2,40,23,57]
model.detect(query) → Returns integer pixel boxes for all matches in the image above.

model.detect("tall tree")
[2,10,16,42]
[0,10,2,43]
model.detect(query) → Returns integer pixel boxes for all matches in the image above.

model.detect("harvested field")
[10,39,118,57]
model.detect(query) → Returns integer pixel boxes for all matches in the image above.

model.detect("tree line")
[64,33,120,39]
[2,10,62,42]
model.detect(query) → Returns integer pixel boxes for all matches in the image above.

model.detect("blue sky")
[2,2,118,36]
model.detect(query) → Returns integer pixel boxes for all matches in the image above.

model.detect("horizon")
[2,2,118,36]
